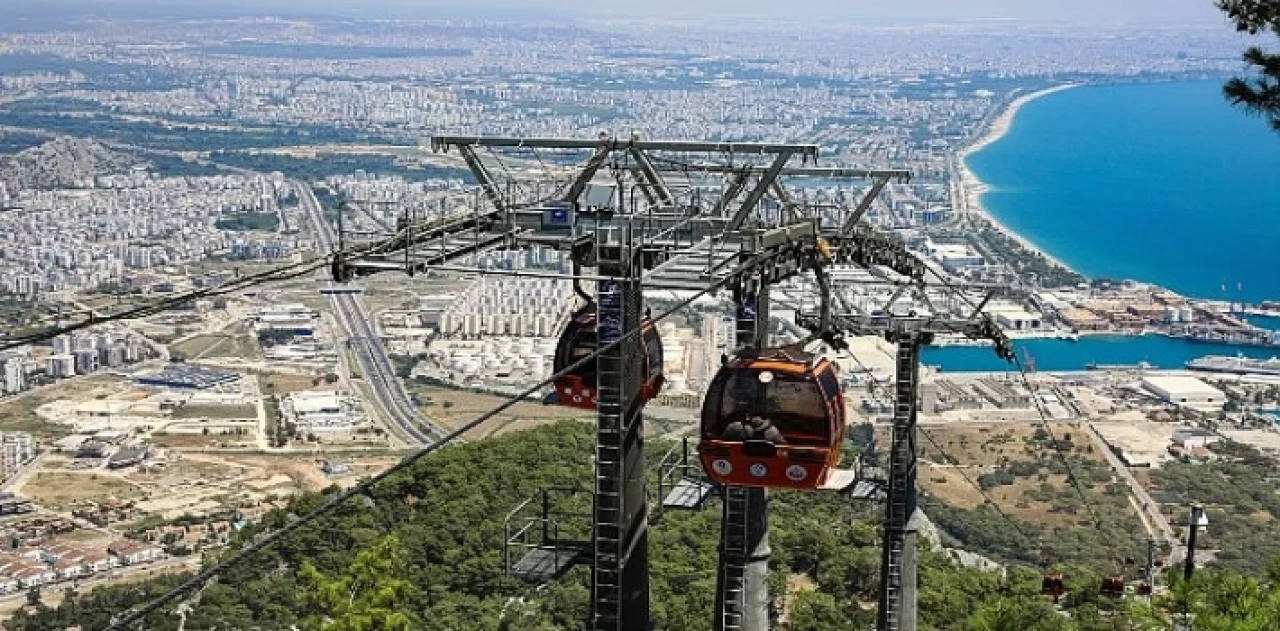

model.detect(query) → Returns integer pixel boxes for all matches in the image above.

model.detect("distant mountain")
[0,137,135,193]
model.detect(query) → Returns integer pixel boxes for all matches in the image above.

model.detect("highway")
[296,182,444,445]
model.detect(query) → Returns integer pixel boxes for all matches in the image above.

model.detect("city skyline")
[21,0,1234,24]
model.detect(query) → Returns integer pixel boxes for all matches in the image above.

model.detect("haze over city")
[20,0,1234,22]
[0,0,1277,628]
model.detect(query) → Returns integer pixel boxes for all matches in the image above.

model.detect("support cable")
[104,247,786,630]
[909,262,1109,534]
[0,257,330,351]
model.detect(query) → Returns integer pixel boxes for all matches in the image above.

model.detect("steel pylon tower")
[714,278,772,631]
[819,307,1013,631]
[877,334,923,631]
[330,133,1008,631]
[591,225,650,630]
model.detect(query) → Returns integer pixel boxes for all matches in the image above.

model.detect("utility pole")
[1176,505,1208,631]
[1145,538,1156,600]
[1183,504,1206,583]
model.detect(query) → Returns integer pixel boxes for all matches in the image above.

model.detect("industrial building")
[255,304,317,337]
[1141,375,1226,411]
[135,364,239,389]
[1171,428,1221,449]
[284,391,352,432]
[107,445,150,469]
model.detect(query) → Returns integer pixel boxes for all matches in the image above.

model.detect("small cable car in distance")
[1041,573,1066,601]
[1100,575,1126,598]
[544,304,665,410]
[698,345,846,490]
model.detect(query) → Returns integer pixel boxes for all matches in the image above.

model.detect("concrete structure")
[992,308,1043,331]
[0,433,34,479]
[285,390,352,432]
[107,444,150,469]
[1141,376,1226,410]
[107,540,164,566]
[1171,428,1221,450]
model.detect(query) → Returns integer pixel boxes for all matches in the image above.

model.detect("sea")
[930,80,1280,373]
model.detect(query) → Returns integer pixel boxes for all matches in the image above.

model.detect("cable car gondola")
[544,305,665,410]
[698,346,846,490]
[1100,575,1126,598]
[1041,573,1066,600]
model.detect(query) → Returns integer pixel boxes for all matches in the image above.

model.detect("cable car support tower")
[330,134,1013,631]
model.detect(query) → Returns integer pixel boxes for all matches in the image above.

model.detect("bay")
[966,80,1280,304]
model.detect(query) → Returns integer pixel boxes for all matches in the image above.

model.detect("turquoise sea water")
[922,335,1280,373]
[932,81,1280,372]
[966,81,1280,304]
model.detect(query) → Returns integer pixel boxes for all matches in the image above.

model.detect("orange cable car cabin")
[698,349,846,490]
[545,305,665,410]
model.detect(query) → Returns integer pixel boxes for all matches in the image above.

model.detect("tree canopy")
[9,421,1280,630]
[1219,0,1280,131]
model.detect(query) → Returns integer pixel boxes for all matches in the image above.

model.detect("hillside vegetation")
[10,422,1280,630]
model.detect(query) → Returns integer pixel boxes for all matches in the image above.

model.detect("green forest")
[10,422,1280,630]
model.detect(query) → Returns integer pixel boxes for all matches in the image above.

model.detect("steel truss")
[332,134,1013,631]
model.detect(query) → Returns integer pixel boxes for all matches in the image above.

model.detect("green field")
[171,404,259,420]
[170,334,262,360]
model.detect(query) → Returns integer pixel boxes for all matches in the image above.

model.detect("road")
[296,182,444,445]
[1084,422,1183,564]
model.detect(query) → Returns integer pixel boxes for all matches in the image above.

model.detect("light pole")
[1177,504,1209,631]
[1183,504,1208,583]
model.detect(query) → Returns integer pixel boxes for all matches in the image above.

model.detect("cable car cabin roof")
[729,346,827,371]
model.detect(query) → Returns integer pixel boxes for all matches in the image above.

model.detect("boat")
[1086,361,1152,372]
[1185,354,1280,377]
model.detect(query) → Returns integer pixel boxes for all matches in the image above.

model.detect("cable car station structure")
[333,134,1015,631]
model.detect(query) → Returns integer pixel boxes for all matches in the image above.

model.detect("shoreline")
[956,83,1082,275]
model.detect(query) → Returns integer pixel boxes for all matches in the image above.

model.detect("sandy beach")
[957,83,1081,274]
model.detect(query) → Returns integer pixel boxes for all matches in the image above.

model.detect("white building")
[107,540,164,566]
[285,390,352,432]
[923,240,985,272]
[1171,428,1221,449]
[0,433,34,478]
[992,308,1044,331]
[2,359,24,394]
[1142,376,1226,411]
[46,354,75,379]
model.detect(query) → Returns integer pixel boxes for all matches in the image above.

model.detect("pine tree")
[297,535,415,631]
[1219,1,1280,131]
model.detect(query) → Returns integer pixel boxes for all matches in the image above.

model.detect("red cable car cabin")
[1041,573,1066,600]
[698,350,846,490]
[1100,576,1126,598]
[545,306,665,410]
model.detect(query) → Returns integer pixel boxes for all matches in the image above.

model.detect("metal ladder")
[592,422,623,629]
[879,338,920,631]
[591,233,628,631]
[717,485,750,631]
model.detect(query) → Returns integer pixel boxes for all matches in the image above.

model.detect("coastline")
[957,83,1082,275]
